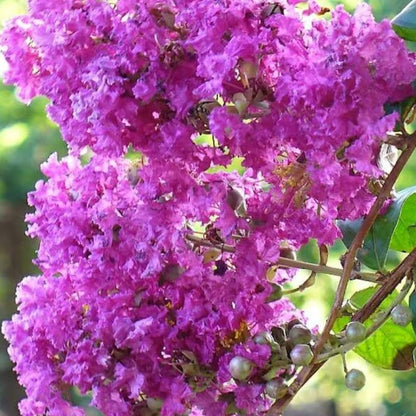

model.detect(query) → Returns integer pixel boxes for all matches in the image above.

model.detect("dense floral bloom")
[4,154,303,415]
[1,0,416,414]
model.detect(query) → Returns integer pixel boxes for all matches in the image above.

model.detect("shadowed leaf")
[339,186,416,270]
[392,0,416,41]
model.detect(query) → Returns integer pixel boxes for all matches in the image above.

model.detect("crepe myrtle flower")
[1,0,416,414]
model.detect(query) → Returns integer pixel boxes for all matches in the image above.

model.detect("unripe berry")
[345,369,366,391]
[229,356,253,380]
[290,344,313,366]
[391,304,413,327]
[288,324,312,345]
[265,379,287,399]
[345,321,366,343]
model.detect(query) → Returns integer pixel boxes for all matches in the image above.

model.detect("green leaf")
[339,186,416,270]
[389,189,416,252]
[400,96,416,122]
[354,321,416,370]
[338,216,391,271]
[384,96,416,123]
[392,0,416,41]
[350,287,385,309]
[393,25,416,42]
[334,287,416,370]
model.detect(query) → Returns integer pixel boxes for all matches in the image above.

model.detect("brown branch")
[352,248,416,323]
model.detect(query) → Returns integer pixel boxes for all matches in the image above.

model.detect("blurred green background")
[0,1,415,415]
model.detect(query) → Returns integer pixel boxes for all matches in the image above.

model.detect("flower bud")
[345,369,366,391]
[253,331,273,345]
[239,61,257,79]
[288,324,312,345]
[391,304,413,327]
[345,321,366,343]
[280,247,296,261]
[233,92,249,115]
[286,319,302,332]
[229,356,253,381]
[271,326,286,345]
[290,344,313,366]
[265,379,287,399]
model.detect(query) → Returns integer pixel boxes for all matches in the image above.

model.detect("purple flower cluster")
[5,153,302,415]
[1,0,415,415]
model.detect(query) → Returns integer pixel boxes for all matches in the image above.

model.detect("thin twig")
[185,234,379,282]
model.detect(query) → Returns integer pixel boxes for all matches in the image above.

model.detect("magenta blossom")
[1,0,415,414]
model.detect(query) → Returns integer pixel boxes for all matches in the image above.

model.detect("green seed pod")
[391,304,413,327]
[265,378,287,399]
[345,321,367,343]
[345,369,366,391]
[229,356,253,381]
[286,319,302,332]
[290,344,313,366]
[288,324,312,345]
[271,326,286,345]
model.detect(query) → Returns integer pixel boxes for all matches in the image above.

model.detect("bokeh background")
[0,1,415,415]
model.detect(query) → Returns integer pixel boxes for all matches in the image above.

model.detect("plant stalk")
[185,234,379,283]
